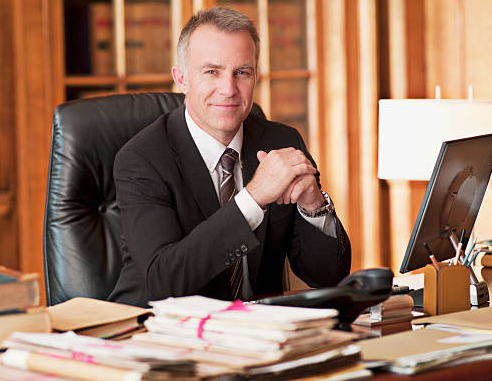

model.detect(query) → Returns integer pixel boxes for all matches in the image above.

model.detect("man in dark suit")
[109,7,351,307]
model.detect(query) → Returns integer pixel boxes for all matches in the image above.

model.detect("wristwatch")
[298,190,335,218]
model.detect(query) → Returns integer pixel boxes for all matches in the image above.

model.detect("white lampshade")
[378,99,492,180]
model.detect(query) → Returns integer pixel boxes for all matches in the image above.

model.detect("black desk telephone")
[257,268,394,330]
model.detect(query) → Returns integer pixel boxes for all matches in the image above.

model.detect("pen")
[453,229,465,265]
[423,242,440,271]
[467,249,480,268]
[463,239,477,266]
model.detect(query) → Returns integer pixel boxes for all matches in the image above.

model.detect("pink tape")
[196,300,250,340]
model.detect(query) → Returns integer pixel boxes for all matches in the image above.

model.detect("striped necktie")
[219,148,242,299]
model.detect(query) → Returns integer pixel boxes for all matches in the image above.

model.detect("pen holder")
[423,264,470,315]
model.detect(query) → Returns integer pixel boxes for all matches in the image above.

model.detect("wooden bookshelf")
[61,0,184,100]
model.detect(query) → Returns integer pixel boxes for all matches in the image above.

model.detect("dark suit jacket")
[108,105,351,307]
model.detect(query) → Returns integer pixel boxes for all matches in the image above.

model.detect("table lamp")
[378,88,492,181]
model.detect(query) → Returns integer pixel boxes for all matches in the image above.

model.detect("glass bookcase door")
[217,0,258,25]
[268,0,307,71]
[271,78,309,142]
[64,0,113,76]
[124,0,172,75]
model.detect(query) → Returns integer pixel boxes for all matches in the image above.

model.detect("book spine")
[89,2,114,75]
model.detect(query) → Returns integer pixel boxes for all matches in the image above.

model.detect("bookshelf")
[62,0,181,100]
[210,0,319,153]
[61,0,320,155]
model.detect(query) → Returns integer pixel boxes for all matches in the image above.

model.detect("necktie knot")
[220,148,238,175]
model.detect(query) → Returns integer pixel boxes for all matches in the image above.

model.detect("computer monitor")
[400,133,492,273]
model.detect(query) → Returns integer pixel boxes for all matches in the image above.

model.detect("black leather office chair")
[43,92,265,306]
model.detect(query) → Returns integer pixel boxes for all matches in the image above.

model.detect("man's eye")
[206,70,217,74]
[236,70,250,76]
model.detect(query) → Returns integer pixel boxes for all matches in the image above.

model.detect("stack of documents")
[130,295,365,379]
[48,297,153,340]
[1,331,197,381]
[359,323,492,374]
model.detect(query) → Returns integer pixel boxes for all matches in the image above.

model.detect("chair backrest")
[44,92,265,306]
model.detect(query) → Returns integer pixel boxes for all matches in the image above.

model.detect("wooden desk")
[369,262,492,379]
[372,359,492,380]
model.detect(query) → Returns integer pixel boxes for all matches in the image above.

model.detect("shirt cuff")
[298,207,338,238]
[235,188,265,230]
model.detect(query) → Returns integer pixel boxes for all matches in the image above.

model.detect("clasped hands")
[246,147,325,212]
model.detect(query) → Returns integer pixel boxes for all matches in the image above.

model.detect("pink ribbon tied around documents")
[195,300,250,340]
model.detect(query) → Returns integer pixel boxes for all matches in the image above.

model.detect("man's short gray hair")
[177,7,260,72]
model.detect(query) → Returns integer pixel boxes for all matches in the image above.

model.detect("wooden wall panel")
[0,0,19,270]
[358,0,380,268]
[464,0,492,241]
[13,0,55,302]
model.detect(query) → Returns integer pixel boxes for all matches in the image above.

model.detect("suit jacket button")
[225,259,231,266]
[234,249,241,257]
[229,253,235,259]
[240,244,248,253]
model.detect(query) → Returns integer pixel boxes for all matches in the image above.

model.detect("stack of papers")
[359,323,492,374]
[48,297,153,340]
[130,295,365,379]
[140,296,338,359]
[1,331,196,381]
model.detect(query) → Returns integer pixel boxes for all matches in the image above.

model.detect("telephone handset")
[257,268,394,330]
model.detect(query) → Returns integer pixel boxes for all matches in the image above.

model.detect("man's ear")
[172,66,188,94]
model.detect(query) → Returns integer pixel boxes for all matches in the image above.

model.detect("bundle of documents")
[130,295,364,379]
[140,295,338,359]
[359,322,492,374]
[1,331,197,381]
[0,266,51,345]
[48,297,153,340]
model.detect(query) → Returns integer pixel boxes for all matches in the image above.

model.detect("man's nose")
[218,74,237,97]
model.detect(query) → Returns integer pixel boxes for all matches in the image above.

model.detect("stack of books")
[0,265,51,345]
[478,240,492,267]
[130,295,367,379]
[352,294,423,336]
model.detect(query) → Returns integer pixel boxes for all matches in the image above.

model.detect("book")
[47,297,153,340]
[369,294,414,320]
[0,309,51,347]
[125,1,172,75]
[353,310,425,328]
[0,265,41,312]
[269,0,306,70]
[88,1,172,76]
[481,253,492,267]
[89,2,113,75]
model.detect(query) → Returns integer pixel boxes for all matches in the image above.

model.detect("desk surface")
[370,261,492,379]
[372,359,492,380]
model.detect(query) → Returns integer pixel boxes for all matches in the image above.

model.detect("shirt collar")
[185,108,243,173]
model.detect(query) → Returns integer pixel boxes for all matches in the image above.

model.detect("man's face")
[173,25,256,145]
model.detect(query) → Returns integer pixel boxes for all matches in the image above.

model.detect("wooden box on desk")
[424,264,470,316]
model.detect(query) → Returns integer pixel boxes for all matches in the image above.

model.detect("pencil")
[453,229,465,265]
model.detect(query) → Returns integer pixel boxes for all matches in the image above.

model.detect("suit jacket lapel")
[167,106,220,219]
